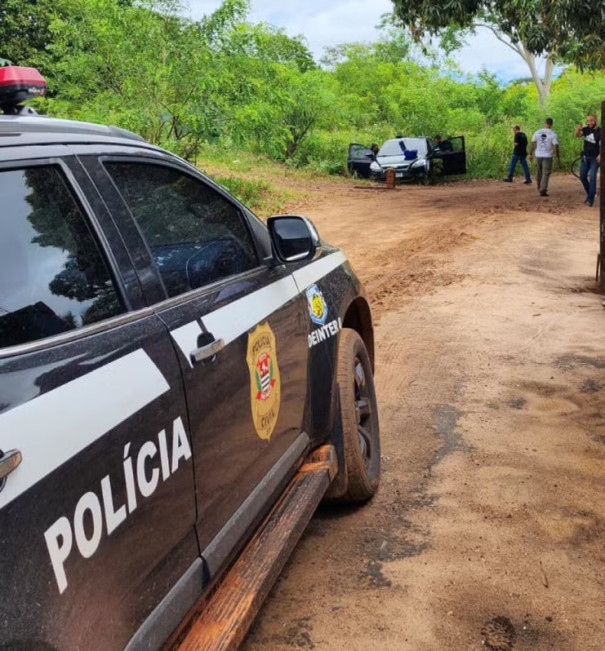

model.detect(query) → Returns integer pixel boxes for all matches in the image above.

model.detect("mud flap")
[324,388,349,499]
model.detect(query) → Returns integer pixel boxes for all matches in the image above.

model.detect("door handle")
[0,449,22,483]
[191,338,224,365]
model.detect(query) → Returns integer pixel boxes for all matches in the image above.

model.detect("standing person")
[529,118,560,197]
[575,114,601,207]
[370,143,380,161]
[503,125,531,184]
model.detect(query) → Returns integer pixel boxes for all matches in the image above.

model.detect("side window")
[105,162,260,298]
[448,137,464,152]
[0,166,125,349]
[349,144,371,158]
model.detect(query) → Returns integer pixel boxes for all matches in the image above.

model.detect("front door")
[0,157,197,650]
[433,136,467,175]
[348,143,375,178]
[88,155,310,578]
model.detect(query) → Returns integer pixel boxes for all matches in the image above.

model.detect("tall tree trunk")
[542,55,555,99]
[476,24,556,107]
[519,46,554,107]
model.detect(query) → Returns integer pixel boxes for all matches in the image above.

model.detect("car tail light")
[0,66,47,114]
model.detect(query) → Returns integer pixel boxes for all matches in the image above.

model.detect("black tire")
[335,328,380,502]
[571,157,582,179]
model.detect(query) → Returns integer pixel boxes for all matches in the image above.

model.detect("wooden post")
[601,101,605,288]
[385,168,396,189]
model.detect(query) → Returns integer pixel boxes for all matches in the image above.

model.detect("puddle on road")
[431,404,469,465]
[507,397,527,410]
[360,560,392,589]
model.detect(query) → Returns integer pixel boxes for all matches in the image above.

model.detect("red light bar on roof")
[0,66,47,113]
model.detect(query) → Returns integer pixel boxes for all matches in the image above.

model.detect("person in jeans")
[503,125,531,183]
[575,114,601,207]
[529,118,560,196]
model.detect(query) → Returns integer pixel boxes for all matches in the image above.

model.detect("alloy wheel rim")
[353,357,374,467]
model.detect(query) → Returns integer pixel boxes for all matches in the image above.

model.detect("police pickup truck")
[0,67,380,650]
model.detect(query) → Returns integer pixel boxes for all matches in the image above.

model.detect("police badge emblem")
[246,322,281,440]
[306,284,328,326]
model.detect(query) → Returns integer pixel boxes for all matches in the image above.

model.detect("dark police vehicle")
[0,67,380,650]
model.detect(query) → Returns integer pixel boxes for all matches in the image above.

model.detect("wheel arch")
[342,296,375,372]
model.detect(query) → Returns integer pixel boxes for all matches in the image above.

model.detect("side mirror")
[267,215,320,263]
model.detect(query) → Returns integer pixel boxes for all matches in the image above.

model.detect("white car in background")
[348,136,467,183]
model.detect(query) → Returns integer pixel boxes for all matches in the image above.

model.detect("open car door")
[431,136,467,176]
[347,143,375,178]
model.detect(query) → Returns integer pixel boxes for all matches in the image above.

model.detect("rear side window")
[0,166,124,349]
[105,162,259,298]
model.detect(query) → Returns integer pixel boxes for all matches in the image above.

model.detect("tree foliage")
[0,0,57,69]
[390,0,605,69]
[3,0,605,184]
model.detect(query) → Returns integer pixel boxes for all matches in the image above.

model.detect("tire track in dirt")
[243,175,604,651]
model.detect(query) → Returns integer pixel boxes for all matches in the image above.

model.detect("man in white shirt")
[529,118,560,196]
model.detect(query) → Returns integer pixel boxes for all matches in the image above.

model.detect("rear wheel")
[571,157,582,179]
[335,328,380,502]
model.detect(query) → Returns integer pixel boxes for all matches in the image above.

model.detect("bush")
[211,175,293,216]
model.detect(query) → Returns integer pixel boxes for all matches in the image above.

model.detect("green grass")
[194,145,351,217]
[211,175,296,217]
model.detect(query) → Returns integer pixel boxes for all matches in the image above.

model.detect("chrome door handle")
[0,449,22,482]
[191,338,224,364]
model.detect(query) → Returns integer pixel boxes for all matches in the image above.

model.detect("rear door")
[348,143,374,178]
[433,136,467,175]
[82,151,311,580]
[0,152,198,650]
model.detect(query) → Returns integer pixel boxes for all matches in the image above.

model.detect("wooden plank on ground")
[172,445,337,651]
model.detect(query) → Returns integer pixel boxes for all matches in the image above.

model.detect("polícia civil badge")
[246,322,281,440]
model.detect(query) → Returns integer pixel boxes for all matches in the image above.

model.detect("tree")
[446,19,556,107]
[0,0,135,71]
[390,0,605,105]
[0,0,58,69]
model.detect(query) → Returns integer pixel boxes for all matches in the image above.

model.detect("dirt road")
[245,175,605,650]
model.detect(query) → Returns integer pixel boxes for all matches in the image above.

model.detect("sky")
[186,0,549,83]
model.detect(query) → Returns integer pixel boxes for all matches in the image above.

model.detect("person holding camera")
[575,114,601,207]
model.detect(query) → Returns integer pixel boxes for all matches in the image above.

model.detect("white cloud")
[186,0,538,82]
[187,0,393,53]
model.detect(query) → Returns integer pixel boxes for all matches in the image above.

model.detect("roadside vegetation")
[3,0,605,191]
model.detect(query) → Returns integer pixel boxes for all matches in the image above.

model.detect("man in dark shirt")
[503,125,531,183]
[434,135,453,152]
[575,114,601,206]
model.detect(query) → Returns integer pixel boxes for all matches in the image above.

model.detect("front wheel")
[334,328,380,502]
[571,157,582,179]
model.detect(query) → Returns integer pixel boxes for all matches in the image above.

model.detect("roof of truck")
[0,114,149,148]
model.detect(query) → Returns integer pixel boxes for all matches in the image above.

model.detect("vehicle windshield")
[379,138,428,157]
